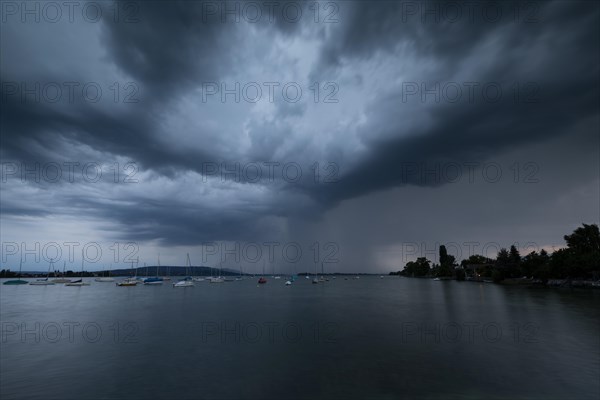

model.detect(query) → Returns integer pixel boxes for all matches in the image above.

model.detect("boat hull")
[3,280,28,285]
[51,279,72,283]
[173,281,194,287]
[94,278,115,282]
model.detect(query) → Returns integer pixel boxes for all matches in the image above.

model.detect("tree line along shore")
[389,223,600,287]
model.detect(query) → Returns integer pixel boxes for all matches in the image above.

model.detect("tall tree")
[496,248,510,268]
[557,223,600,279]
[564,223,600,253]
[402,257,431,277]
[438,245,456,277]
[509,245,521,265]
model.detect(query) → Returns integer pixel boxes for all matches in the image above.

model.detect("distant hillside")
[100,266,243,277]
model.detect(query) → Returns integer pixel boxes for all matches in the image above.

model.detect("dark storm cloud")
[307,0,600,205]
[1,0,313,175]
[1,0,598,253]
[100,0,308,100]
[99,1,238,100]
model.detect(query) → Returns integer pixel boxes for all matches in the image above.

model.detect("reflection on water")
[1,278,599,399]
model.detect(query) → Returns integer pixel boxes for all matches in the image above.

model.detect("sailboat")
[3,258,28,285]
[272,261,281,279]
[192,264,205,282]
[95,264,115,282]
[286,271,296,285]
[52,261,72,283]
[163,260,171,281]
[173,253,194,287]
[65,252,90,286]
[318,262,327,283]
[209,262,224,283]
[235,266,244,281]
[117,259,138,286]
[130,258,144,283]
[30,259,56,285]
[258,260,267,284]
[144,258,163,285]
[224,265,234,282]
[312,262,319,284]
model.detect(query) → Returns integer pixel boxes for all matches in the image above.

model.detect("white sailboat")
[173,253,194,287]
[3,257,28,285]
[235,266,244,281]
[30,259,56,285]
[193,259,206,281]
[208,262,224,283]
[271,260,281,279]
[66,252,90,286]
[51,261,71,283]
[318,262,327,282]
[130,258,144,283]
[117,259,139,286]
[95,264,115,282]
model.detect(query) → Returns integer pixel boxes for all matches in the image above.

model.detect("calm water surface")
[1,277,598,399]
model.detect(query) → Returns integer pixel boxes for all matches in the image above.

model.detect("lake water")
[1,277,599,399]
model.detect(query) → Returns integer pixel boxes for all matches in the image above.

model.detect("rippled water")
[1,277,598,399]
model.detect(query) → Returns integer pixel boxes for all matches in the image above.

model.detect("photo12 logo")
[395,161,540,185]
[1,161,139,184]
[400,81,541,104]
[199,241,340,264]
[1,81,140,104]
[1,2,140,24]
[400,321,540,344]
[200,161,340,184]
[1,241,139,264]
[200,82,339,104]
[397,241,540,263]
[195,320,339,345]
[1,321,139,344]
[395,1,541,24]
[199,1,339,24]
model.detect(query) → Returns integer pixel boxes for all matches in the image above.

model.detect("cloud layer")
[1,1,598,271]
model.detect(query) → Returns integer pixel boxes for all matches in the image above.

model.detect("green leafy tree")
[551,224,600,279]
[564,223,600,253]
[522,250,550,279]
[509,245,521,265]
[437,245,456,277]
[506,245,521,277]
[460,254,492,267]
[401,257,431,277]
[496,248,510,268]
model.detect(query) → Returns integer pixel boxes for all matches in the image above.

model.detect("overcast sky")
[1,0,598,273]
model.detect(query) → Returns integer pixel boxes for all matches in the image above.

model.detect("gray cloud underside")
[1,0,598,247]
